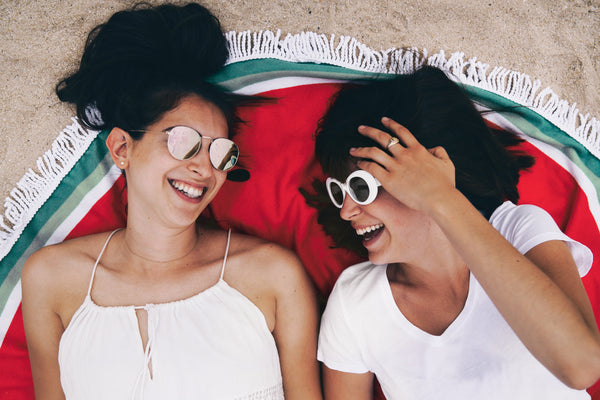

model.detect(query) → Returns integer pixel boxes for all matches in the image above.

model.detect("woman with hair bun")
[21,4,321,400]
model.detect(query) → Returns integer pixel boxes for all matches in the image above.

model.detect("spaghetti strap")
[86,229,121,297]
[219,229,232,281]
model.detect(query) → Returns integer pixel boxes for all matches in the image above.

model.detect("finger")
[381,117,420,148]
[349,146,393,168]
[355,157,388,179]
[429,146,450,161]
[357,125,404,151]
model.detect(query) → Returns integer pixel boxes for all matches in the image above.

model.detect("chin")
[366,251,390,266]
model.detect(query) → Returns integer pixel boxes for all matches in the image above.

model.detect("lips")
[168,179,206,199]
[356,223,384,241]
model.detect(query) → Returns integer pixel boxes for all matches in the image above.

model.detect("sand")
[1,0,599,217]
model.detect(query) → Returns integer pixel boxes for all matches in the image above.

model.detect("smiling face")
[338,181,444,266]
[122,94,229,229]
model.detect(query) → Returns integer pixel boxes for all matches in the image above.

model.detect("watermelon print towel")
[1,31,599,399]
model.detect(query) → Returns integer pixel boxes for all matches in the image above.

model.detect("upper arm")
[525,240,599,337]
[21,248,67,400]
[267,246,322,400]
[323,365,373,400]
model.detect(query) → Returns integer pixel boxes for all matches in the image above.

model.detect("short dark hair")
[310,66,535,255]
[56,2,243,138]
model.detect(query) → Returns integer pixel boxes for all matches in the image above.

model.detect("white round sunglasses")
[326,170,381,208]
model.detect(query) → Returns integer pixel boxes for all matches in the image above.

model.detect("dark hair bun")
[56,3,229,130]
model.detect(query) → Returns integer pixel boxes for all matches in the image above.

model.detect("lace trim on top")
[234,383,284,400]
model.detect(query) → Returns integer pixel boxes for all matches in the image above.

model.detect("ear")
[106,128,131,169]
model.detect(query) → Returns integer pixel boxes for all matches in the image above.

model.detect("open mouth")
[356,223,384,242]
[169,179,206,200]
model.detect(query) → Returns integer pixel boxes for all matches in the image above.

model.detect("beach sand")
[1,0,598,216]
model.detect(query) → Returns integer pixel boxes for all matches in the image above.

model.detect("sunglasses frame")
[128,125,239,171]
[326,169,382,208]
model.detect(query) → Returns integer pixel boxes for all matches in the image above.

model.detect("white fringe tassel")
[2,30,599,260]
[0,120,99,260]
[227,30,600,160]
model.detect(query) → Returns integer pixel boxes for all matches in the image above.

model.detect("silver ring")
[386,137,400,149]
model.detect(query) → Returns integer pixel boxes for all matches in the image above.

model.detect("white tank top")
[58,230,284,400]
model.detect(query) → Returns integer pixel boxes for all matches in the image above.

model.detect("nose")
[187,143,213,176]
[339,195,361,221]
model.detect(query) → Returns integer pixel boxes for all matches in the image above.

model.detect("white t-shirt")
[318,201,593,400]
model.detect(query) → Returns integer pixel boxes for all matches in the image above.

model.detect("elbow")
[562,372,600,391]
[558,351,600,390]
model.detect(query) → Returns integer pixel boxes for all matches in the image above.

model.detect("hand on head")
[350,117,456,213]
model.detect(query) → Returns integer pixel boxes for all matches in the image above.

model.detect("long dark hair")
[310,66,535,255]
[56,2,247,138]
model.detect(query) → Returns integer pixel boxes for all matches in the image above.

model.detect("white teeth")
[356,223,384,236]
[171,180,205,199]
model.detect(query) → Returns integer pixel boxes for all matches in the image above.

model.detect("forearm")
[428,189,600,387]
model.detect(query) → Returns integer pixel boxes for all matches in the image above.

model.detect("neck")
[123,224,200,264]
[388,260,469,291]
[387,238,468,289]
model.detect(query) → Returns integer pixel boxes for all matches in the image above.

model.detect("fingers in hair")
[356,124,397,149]
[349,146,390,167]
[381,117,419,147]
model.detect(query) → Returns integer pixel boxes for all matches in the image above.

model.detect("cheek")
[131,134,171,159]
[129,143,153,165]
[367,191,406,217]
[216,172,229,190]
[204,172,227,200]
[126,149,175,188]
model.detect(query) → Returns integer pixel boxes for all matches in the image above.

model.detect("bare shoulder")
[229,232,304,271]
[23,233,110,278]
[21,232,117,308]
[207,231,317,333]
[226,232,311,293]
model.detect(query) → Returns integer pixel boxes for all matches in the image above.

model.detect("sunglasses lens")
[167,126,201,160]
[349,176,372,203]
[327,180,345,208]
[209,138,239,171]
